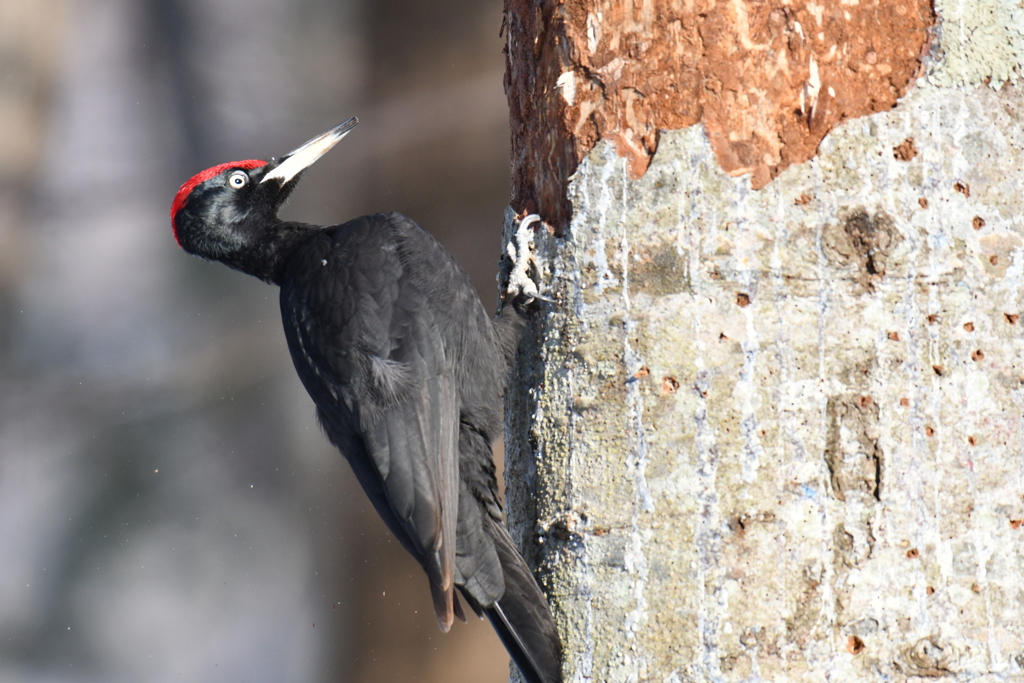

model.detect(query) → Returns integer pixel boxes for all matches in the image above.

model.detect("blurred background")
[0,0,513,681]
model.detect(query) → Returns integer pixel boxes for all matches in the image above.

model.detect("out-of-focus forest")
[0,0,513,680]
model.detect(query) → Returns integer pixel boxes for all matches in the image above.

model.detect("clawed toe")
[506,214,548,305]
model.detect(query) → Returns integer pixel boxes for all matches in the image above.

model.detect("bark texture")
[503,2,1024,681]
[503,0,933,231]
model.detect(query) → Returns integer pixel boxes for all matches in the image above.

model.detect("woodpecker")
[170,119,561,683]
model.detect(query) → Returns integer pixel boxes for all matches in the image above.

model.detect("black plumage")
[170,120,561,683]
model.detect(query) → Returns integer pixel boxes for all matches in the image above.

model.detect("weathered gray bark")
[503,3,1024,681]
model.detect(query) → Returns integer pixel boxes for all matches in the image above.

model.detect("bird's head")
[170,118,358,274]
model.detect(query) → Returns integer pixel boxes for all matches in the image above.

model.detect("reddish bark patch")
[894,138,918,161]
[504,0,934,231]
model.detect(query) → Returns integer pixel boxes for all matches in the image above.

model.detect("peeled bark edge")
[503,0,934,233]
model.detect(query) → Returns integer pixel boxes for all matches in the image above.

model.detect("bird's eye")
[227,171,249,189]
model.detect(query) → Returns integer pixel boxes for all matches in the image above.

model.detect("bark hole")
[823,209,900,290]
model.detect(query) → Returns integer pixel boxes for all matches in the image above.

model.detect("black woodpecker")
[170,118,561,683]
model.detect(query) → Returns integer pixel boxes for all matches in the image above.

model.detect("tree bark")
[502,2,1024,681]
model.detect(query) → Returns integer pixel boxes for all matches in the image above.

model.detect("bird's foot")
[505,214,550,306]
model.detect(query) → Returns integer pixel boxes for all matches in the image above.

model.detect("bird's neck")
[224,219,318,285]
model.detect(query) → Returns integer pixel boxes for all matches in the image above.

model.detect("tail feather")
[482,518,562,683]
[430,581,454,632]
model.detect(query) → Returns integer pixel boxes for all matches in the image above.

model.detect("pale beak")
[260,117,358,186]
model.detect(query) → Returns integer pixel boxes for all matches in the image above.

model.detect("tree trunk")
[502,1,1024,681]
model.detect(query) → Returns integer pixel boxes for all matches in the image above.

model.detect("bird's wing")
[279,222,460,629]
